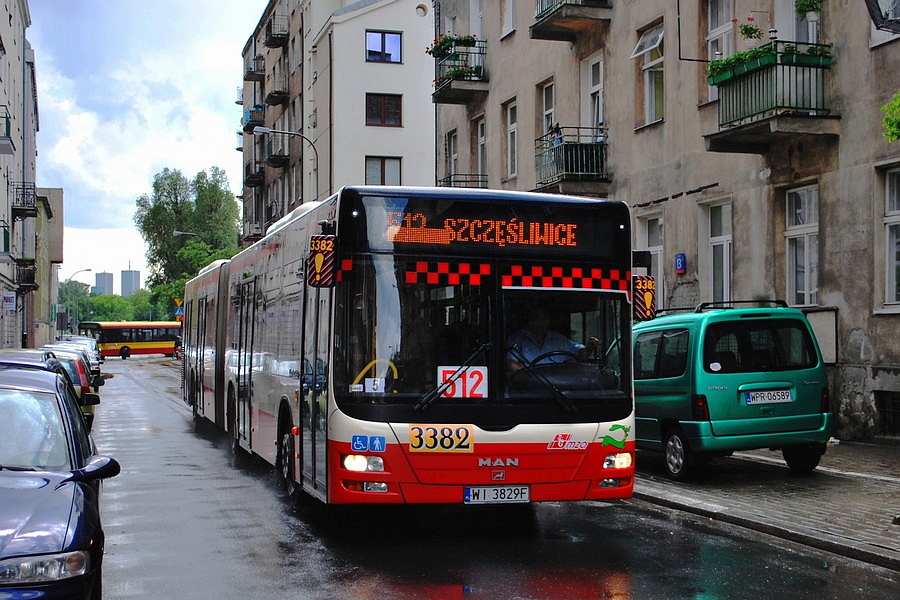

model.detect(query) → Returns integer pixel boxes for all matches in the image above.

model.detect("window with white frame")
[644,216,665,309]
[589,57,604,128]
[785,186,819,306]
[631,24,665,125]
[504,100,518,178]
[502,0,516,36]
[365,156,401,185]
[542,82,555,133]
[709,203,733,302]
[475,117,486,177]
[706,0,734,101]
[886,168,900,304]
[447,130,458,176]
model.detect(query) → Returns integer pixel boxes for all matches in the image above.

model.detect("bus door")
[236,279,257,449]
[195,297,207,417]
[302,286,331,492]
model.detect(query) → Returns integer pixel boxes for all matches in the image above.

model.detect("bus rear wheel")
[279,429,299,499]
[120,346,131,360]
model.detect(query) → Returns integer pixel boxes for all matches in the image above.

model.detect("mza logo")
[547,433,589,450]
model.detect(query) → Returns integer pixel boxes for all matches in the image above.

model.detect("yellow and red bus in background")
[79,321,182,359]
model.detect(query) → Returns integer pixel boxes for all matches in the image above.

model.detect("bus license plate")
[745,390,792,405]
[464,486,529,504]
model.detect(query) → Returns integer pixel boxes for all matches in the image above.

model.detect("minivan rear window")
[703,318,817,373]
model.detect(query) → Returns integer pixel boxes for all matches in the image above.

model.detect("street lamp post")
[64,268,92,333]
[252,126,319,203]
[173,230,199,237]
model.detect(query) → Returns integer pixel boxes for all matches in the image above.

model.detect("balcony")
[244,160,265,188]
[243,222,264,243]
[15,260,37,292]
[264,14,289,48]
[704,41,839,154]
[12,182,37,219]
[533,127,610,195]
[235,131,243,152]
[264,134,289,168]
[265,72,289,106]
[243,54,264,82]
[430,38,488,105]
[437,174,488,188]
[235,86,243,105]
[241,105,265,133]
[0,105,13,155]
[530,0,613,41]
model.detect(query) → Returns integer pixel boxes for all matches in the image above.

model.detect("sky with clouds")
[29,0,268,293]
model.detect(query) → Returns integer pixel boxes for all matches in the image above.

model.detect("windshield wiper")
[415,343,492,411]
[506,346,577,413]
[0,464,37,471]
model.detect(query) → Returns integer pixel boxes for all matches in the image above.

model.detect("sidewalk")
[632,441,900,572]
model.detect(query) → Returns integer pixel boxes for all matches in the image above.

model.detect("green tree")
[883,91,900,143]
[58,279,90,331]
[87,295,135,322]
[134,166,241,316]
[127,289,155,320]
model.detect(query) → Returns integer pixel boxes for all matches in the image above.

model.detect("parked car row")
[0,337,118,599]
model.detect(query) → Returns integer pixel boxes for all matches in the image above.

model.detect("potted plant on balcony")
[733,17,764,48]
[426,34,477,58]
[707,44,777,84]
[795,0,824,20]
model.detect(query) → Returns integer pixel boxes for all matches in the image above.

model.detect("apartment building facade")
[431,0,900,441]
[0,1,45,349]
[238,0,435,244]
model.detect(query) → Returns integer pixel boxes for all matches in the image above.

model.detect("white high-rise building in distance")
[93,271,113,296]
[121,267,140,298]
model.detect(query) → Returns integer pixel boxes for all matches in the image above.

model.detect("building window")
[785,186,819,306]
[366,31,402,63]
[502,0,516,36]
[886,168,900,304]
[365,157,401,185]
[447,130,458,175]
[709,203,732,302]
[504,100,518,178]
[706,1,733,101]
[631,24,665,124]
[587,57,604,127]
[365,93,402,126]
[475,117,487,177]
[542,82,555,133]
[642,216,665,309]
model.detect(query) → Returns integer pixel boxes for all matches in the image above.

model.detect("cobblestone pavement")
[632,441,900,572]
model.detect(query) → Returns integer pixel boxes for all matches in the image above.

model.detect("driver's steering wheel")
[529,350,580,366]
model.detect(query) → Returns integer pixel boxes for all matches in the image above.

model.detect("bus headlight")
[342,455,385,472]
[603,452,632,469]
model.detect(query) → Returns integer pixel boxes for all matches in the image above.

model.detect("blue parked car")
[0,367,119,599]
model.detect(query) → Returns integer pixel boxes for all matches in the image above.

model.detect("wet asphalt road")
[92,356,899,599]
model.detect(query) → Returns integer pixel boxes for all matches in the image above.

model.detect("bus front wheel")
[120,346,131,360]
[279,428,299,499]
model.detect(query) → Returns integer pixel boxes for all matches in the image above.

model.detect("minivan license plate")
[464,486,529,504]
[745,390,792,404]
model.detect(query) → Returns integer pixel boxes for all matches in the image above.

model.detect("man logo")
[478,458,519,467]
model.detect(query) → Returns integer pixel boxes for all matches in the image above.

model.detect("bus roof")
[81,321,182,329]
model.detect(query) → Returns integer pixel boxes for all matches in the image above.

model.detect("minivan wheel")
[782,443,825,473]
[663,428,694,481]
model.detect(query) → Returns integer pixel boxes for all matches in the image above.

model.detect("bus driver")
[507,306,600,371]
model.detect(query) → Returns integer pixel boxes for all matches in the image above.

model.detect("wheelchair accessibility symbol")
[351,435,386,452]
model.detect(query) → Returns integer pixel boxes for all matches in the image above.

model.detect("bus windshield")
[334,254,631,426]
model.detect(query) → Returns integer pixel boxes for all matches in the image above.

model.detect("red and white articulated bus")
[183,186,636,505]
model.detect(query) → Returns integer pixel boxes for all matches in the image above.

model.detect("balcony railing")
[243,54,265,81]
[535,127,609,186]
[432,40,488,104]
[265,14,289,48]
[241,105,265,133]
[15,262,37,291]
[244,160,265,187]
[0,105,13,155]
[265,134,289,168]
[712,41,833,128]
[531,0,613,41]
[437,173,488,188]
[265,72,289,106]
[12,182,37,218]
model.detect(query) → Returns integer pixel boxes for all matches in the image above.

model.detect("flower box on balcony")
[732,53,777,76]
[779,54,833,67]
[707,69,735,85]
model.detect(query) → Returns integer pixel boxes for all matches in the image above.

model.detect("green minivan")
[632,301,832,480]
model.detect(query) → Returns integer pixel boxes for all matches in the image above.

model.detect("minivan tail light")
[691,394,709,421]
[821,387,830,413]
[76,362,91,394]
